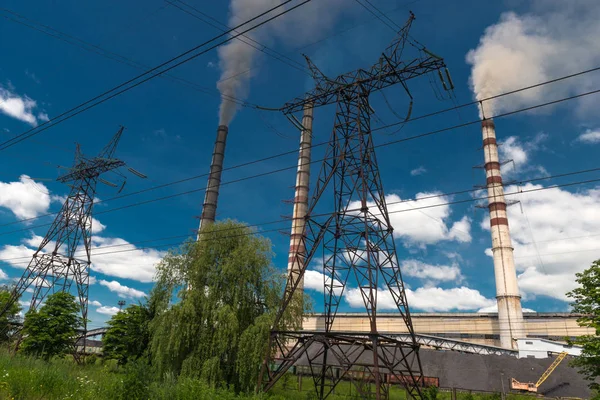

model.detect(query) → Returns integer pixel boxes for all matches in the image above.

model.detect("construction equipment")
[510,352,568,393]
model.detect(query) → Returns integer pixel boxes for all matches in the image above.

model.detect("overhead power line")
[353,0,400,33]
[1,78,600,230]
[0,8,253,108]
[0,0,312,151]
[1,175,600,269]
[166,0,310,75]
[1,172,598,256]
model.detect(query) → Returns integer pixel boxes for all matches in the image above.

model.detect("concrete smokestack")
[482,118,526,349]
[287,102,314,291]
[198,125,228,238]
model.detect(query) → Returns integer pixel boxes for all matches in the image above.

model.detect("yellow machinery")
[510,352,568,393]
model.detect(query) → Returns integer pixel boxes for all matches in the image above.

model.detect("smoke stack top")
[198,125,229,236]
[467,4,600,120]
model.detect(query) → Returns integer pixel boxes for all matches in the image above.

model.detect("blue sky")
[1,0,600,328]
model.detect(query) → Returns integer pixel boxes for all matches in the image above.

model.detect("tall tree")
[103,303,152,365]
[0,287,21,343]
[20,291,82,360]
[149,220,306,393]
[567,259,600,392]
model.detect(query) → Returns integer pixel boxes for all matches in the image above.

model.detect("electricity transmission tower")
[259,14,452,399]
[1,127,131,337]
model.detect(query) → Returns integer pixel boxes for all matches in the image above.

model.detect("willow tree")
[149,220,305,393]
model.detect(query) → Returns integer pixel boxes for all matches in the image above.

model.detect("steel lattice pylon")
[1,127,126,339]
[259,14,451,400]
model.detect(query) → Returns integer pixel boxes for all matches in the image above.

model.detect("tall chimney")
[198,125,228,238]
[482,118,526,349]
[287,102,314,291]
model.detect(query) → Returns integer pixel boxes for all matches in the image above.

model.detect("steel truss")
[260,13,449,400]
[0,127,127,341]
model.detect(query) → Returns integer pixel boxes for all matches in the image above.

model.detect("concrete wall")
[303,313,594,347]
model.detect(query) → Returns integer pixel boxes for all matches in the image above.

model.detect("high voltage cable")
[2,78,600,231]
[0,0,312,151]
[4,0,596,153]
[353,0,398,33]
[0,9,253,108]
[166,0,310,75]
[1,175,598,261]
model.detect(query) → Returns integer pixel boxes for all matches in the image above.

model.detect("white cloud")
[303,269,343,295]
[499,137,527,170]
[410,166,427,176]
[37,112,49,122]
[356,193,471,247]
[302,263,491,313]
[92,237,164,282]
[96,306,120,316]
[0,244,35,268]
[477,303,536,313]
[0,269,8,280]
[90,300,102,307]
[0,86,41,126]
[401,259,463,283]
[467,3,600,118]
[481,183,600,301]
[497,134,548,177]
[0,175,52,219]
[91,218,106,234]
[345,285,495,312]
[99,279,146,299]
[577,129,600,144]
[0,225,162,283]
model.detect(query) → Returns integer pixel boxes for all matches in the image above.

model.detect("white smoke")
[466,1,600,118]
[217,0,350,125]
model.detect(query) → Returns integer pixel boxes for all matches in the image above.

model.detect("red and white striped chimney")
[482,118,526,349]
[287,102,314,291]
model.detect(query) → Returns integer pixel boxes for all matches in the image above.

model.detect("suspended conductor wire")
[361,0,403,31]
[166,0,310,76]
[353,0,398,33]
[1,176,600,267]
[0,0,312,152]
[255,108,293,139]
[2,83,600,230]
[0,9,251,109]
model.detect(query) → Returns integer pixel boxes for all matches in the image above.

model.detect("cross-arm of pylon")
[280,13,446,115]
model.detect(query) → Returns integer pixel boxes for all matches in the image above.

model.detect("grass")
[0,350,546,400]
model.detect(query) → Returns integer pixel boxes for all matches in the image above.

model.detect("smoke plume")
[217,0,349,126]
[466,1,600,119]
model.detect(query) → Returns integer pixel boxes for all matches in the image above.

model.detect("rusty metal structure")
[481,119,526,349]
[0,127,129,338]
[259,13,451,399]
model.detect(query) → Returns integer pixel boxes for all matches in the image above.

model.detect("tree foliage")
[567,259,600,392]
[20,291,82,360]
[0,287,21,343]
[149,220,306,393]
[103,303,152,365]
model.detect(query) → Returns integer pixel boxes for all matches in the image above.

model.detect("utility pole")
[258,13,452,400]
